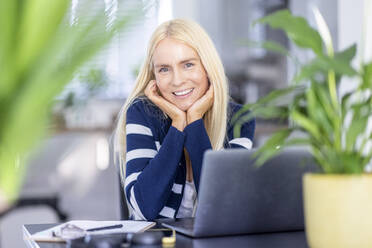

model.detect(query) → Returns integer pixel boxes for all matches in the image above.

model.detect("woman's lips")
[173,88,194,98]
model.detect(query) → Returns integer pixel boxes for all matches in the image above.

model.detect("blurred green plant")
[80,68,109,97]
[62,68,109,109]
[233,9,372,174]
[0,0,143,213]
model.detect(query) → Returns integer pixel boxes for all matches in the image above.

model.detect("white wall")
[338,0,372,63]
[337,0,364,96]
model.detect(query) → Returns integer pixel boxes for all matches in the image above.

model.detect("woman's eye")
[185,62,194,68]
[159,67,169,73]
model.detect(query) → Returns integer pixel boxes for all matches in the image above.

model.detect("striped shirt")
[124,97,255,220]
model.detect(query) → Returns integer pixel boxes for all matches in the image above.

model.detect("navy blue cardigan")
[124,97,255,220]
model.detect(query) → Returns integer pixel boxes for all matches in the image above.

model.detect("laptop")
[161,148,317,237]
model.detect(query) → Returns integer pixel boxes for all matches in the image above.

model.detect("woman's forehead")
[152,38,200,65]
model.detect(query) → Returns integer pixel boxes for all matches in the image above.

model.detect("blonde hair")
[115,19,229,182]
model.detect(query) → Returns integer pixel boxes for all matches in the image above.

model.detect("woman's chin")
[178,105,189,112]
[176,102,192,112]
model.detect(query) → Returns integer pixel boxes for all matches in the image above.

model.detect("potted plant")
[233,9,372,248]
[0,0,141,216]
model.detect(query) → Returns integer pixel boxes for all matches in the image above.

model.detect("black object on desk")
[67,233,126,248]
[86,224,123,232]
[65,232,165,248]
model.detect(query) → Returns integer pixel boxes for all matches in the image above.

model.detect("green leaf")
[284,138,312,147]
[233,105,289,138]
[313,82,339,129]
[255,9,323,56]
[341,92,353,116]
[16,0,70,74]
[313,81,343,150]
[334,44,357,62]
[0,0,144,203]
[306,83,334,138]
[0,0,17,98]
[345,105,370,151]
[320,55,357,76]
[361,61,372,89]
[231,85,304,125]
[294,60,324,83]
[294,44,357,84]
[312,82,338,122]
[254,129,293,166]
[238,39,290,57]
[291,110,322,141]
[310,147,330,173]
[294,54,357,83]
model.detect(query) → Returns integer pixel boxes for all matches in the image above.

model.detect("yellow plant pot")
[304,174,372,248]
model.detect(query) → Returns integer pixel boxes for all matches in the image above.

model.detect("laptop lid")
[192,148,317,237]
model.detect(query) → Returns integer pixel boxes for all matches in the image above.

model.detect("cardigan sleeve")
[183,119,212,192]
[124,102,185,220]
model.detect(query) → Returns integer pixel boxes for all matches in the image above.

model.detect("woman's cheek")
[193,68,208,86]
[155,79,168,96]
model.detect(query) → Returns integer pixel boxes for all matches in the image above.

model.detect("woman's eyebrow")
[179,58,198,64]
[154,58,198,68]
[154,63,170,68]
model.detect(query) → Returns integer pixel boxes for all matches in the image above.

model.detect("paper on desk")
[28,220,155,242]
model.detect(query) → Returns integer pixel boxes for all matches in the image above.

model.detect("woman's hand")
[187,84,214,124]
[145,80,187,131]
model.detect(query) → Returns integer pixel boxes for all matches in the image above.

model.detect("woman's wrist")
[172,117,186,131]
[187,113,202,125]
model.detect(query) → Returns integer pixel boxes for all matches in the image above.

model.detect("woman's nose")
[171,69,185,87]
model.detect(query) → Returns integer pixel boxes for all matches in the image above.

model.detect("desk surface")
[23,223,309,248]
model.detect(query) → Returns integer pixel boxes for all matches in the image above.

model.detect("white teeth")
[173,88,193,96]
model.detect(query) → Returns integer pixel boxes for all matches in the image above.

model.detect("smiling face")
[152,38,209,111]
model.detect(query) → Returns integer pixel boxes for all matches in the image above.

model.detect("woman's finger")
[144,80,156,97]
[144,80,186,122]
[206,84,214,99]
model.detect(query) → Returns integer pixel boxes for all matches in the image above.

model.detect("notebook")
[27,220,155,242]
[161,148,317,237]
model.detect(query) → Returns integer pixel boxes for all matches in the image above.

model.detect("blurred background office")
[1,0,370,247]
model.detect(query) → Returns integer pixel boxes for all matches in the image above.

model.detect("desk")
[23,223,309,248]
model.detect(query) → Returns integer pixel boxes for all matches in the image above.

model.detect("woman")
[115,19,255,220]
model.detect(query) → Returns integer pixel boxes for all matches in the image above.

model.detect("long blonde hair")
[115,19,229,182]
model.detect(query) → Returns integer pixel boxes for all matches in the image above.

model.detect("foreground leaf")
[256,9,323,56]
